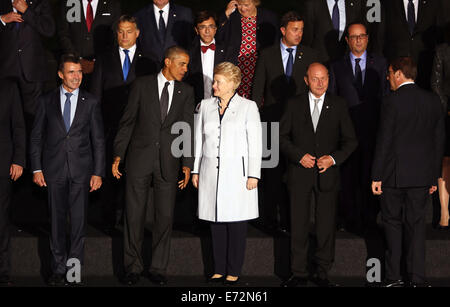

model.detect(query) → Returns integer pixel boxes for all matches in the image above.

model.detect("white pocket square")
[102,13,111,16]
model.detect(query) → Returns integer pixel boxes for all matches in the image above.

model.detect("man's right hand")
[33,171,47,187]
[225,0,238,18]
[112,156,122,179]
[1,12,23,24]
[300,154,316,168]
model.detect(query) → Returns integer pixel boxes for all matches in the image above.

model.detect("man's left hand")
[178,166,191,190]
[90,175,102,192]
[429,185,437,194]
[12,0,28,14]
[10,164,23,181]
[317,155,334,173]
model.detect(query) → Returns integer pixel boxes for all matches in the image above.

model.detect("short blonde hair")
[214,62,242,90]
[238,0,261,6]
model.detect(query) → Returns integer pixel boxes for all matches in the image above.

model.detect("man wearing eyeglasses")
[329,22,389,233]
[186,10,229,106]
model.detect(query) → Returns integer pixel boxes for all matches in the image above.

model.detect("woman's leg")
[210,222,227,277]
[438,157,450,226]
[226,221,248,279]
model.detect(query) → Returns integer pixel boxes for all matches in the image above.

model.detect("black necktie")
[158,10,166,43]
[407,0,415,35]
[354,58,363,99]
[160,81,170,123]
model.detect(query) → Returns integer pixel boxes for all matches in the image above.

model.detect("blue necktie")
[122,49,131,80]
[286,48,294,80]
[63,92,72,132]
[158,10,166,43]
[407,0,416,35]
[332,0,340,32]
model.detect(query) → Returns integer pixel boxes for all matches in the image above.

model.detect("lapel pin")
[326,105,329,109]
[82,97,85,101]
[173,14,177,17]
[30,1,33,4]
[350,2,354,6]
[178,90,181,94]
[138,54,142,57]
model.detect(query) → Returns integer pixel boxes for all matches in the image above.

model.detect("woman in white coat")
[192,62,262,285]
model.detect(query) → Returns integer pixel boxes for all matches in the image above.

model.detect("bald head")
[305,63,329,98]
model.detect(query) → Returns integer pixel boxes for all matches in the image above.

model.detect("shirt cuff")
[33,170,42,173]
[248,176,260,180]
[330,156,336,165]
[0,16,6,26]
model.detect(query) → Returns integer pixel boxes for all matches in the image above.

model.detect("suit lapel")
[319,0,334,31]
[316,94,332,133]
[53,89,67,133]
[113,48,125,81]
[69,90,87,132]
[395,0,410,34]
[129,49,143,81]
[415,0,427,33]
[291,46,307,80]
[162,81,181,127]
[214,42,227,66]
[150,75,162,124]
[302,94,315,133]
[164,4,177,48]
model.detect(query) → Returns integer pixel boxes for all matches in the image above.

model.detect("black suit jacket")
[113,74,194,182]
[185,38,228,104]
[372,84,445,188]
[303,0,363,64]
[252,44,319,120]
[280,93,358,191]
[30,88,105,183]
[0,79,26,178]
[216,7,279,63]
[58,0,121,59]
[135,3,194,65]
[329,52,389,141]
[0,0,54,81]
[90,46,157,133]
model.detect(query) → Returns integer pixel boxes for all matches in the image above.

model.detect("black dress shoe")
[309,276,339,287]
[47,273,66,286]
[281,275,308,287]
[148,273,168,286]
[381,279,405,287]
[66,280,85,287]
[122,273,140,286]
[407,281,432,288]
[436,224,450,231]
[223,277,240,286]
[0,275,13,286]
[206,275,225,284]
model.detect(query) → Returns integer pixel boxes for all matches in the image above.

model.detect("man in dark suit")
[0,79,26,286]
[58,0,121,85]
[280,63,357,287]
[383,0,445,89]
[0,0,54,127]
[303,0,363,64]
[372,57,445,287]
[252,11,319,232]
[112,46,194,286]
[134,0,194,66]
[30,54,105,286]
[90,15,156,231]
[185,10,228,106]
[329,22,389,232]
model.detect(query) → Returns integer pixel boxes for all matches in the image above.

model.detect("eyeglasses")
[197,25,217,31]
[348,34,368,41]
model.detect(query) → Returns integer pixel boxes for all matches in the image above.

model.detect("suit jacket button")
[18,49,22,53]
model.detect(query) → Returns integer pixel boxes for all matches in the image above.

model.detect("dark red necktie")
[201,43,216,53]
[86,0,94,32]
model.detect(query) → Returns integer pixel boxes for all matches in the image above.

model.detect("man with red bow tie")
[186,10,231,106]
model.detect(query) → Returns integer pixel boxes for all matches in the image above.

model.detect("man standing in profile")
[372,57,445,287]
[280,63,357,287]
[113,46,194,286]
[30,54,105,286]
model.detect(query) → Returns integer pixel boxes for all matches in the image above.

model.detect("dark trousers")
[289,178,338,279]
[47,162,89,275]
[381,187,428,283]
[0,179,11,277]
[210,221,247,276]
[124,157,177,275]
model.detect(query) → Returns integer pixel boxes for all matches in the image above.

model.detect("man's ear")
[280,27,286,38]
[304,76,309,86]
[58,70,64,80]
[136,29,140,38]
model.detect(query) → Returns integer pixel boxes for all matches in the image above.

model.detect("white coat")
[192,94,262,222]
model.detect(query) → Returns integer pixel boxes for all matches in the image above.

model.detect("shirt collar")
[398,81,415,89]
[158,71,174,85]
[200,38,216,47]
[308,91,326,102]
[280,39,298,53]
[154,3,169,14]
[350,51,367,63]
[119,44,137,53]
[60,85,79,98]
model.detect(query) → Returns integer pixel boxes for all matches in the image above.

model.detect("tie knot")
[335,0,339,3]
[159,10,164,15]
[87,0,92,2]
[164,81,170,88]
[314,98,320,104]
[65,92,72,100]
[286,48,294,54]
[355,58,361,64]
[123,49,129,54]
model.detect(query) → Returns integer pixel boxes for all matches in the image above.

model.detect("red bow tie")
[201,43,216,53]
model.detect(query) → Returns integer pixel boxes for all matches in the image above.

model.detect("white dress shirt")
[326,0,346,40]
[154,3,169,30]
[398,81,415,89]
[83,0,99,19]
[158,71,175,113]
[403,0,419,23]
[119,44,137,67]
[200,39,215,99]
[308,91,336,164]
